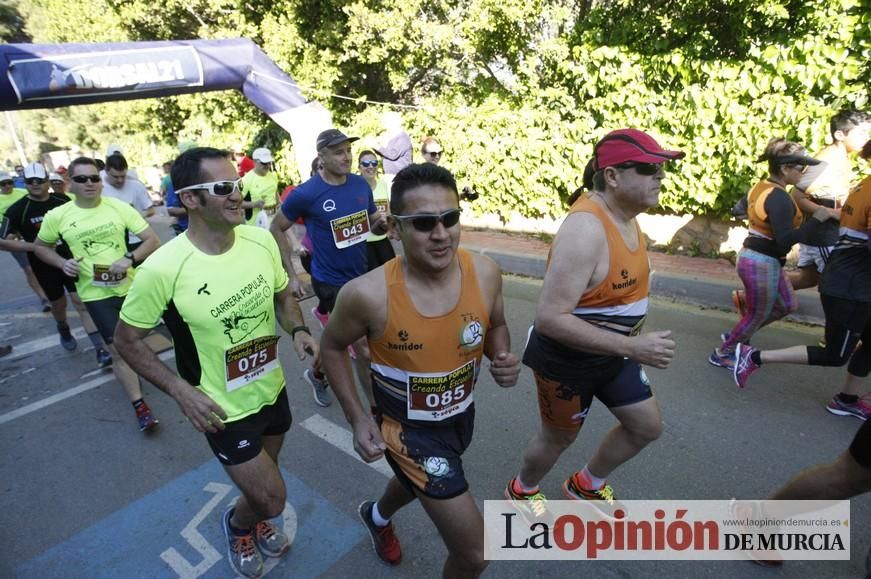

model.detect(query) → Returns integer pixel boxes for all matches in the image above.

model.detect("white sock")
[371,502,390,527]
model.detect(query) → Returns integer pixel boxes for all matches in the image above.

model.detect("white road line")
[0,351,174,426]
[300,414,393,478]
[6,327,88,360]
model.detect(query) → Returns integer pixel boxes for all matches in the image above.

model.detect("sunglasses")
[612,162,662,176]
[424,150,442,156]
[25,177,47,185]
[0,180,13,187]
[360,160,379,168]
[176,179,243,197]
[393,208,461,232]
[71,174,102,183]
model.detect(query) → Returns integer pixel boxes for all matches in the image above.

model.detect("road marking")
[6,327,87,360]
[2,311,80,319]
[300,414,393,478]
[0,350,174,426]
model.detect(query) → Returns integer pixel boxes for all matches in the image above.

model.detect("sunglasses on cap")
[71,175,102,184]
[393,208,461,232]
[360,160,379,168]
[176,179,243,197]
[0,180,13,187]
[25,177,47,185]
[612,162,662,176]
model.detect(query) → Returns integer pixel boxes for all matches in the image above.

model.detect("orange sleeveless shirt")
[369,249,490,426]
[747,180,802,240]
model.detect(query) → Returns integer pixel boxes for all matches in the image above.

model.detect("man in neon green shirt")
[241,147,279,228]
[114,147,318,579]
[34,157,162,432]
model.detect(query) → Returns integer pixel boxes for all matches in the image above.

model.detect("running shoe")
[0,344,11,358]
[731,289,747,317]
[222,507,264,578]
[562,474,626,517]
[358,501,401,565]
[58,323,77,351]
[304,368,332,407]
[729,499,784,567]
[41,300,51,313]
[135,402,159,431]
[708,348,736,369]
[254,519,291,558]
[311,306,329,329]
[504,478,550,524]
[826,395,871,421]
[720,331,749,345]
[733,343,760,389]
[96,348,113,368]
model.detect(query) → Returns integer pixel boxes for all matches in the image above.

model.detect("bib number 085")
[425,385,465,408]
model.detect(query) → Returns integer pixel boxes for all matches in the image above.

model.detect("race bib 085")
[407,360,475,421]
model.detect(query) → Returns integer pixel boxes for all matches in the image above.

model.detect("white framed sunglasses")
[176,179,243,196]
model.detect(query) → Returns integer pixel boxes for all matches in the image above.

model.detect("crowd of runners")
[1,116,869,577]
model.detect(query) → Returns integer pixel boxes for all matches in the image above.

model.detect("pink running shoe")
[733,343,760,389]
[311,306,329,329]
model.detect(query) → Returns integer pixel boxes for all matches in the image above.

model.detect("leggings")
[722,248,797,352]
[806,294,871,377]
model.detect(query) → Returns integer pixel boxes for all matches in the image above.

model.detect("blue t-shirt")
[280,173,376,286]
[164,181,188,231]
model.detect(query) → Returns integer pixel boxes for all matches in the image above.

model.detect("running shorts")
[83,296,125,344]
[30,259,77,302]
[205,388,292,465]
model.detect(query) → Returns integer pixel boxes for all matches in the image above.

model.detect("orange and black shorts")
[378,410,474,500]
[534,358,653,432]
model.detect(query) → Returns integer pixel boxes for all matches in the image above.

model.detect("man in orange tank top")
[505,129,682,521]
[321,163,521,578]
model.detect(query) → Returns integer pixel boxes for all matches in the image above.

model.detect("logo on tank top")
[387,329,424,351]
[458,318,484,350]
[612,268,638,291]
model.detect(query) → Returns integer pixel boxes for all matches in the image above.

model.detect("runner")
[1,169,50,311]
[732,139,871,420]
[113,147,318,578]
[269,128,387,409]
[321,162,520,577]
[505,129,681,520]
[359,149,396,270]
[709,138,837,369]
[1,162,112,365]
[241,147,279,228]
[33,157,162,431]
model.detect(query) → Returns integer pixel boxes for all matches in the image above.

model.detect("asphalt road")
[1,215,868,578]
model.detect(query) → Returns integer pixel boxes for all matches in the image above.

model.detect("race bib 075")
[92,264,127,287]
[407,360,475,421]
[225,335,280,392]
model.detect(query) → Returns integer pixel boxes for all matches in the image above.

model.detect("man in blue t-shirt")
[271,128,386,408]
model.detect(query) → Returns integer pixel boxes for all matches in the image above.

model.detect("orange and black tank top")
[563,196,650,336]
[369,249,490,427]
[747,180,802,240]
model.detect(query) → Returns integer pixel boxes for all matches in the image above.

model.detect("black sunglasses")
[25,177,47,185]
[0,180,13,186]
[612,162,662,176]
[393,208,461,232]
[71,175,102,184]
[424,150,442,156]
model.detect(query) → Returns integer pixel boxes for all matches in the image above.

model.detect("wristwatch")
[124,251,139,267]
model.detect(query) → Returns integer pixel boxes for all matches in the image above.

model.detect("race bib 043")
[330,209,371,248]
[225,335,280,392]
[407,360,475,421]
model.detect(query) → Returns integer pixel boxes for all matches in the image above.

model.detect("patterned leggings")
[721,248,797,353]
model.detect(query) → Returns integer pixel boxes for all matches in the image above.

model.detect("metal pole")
[4,110,27,165]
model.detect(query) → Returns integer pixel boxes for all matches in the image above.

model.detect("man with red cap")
[504,129,684,520]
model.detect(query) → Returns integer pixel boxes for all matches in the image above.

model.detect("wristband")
[291,325,311,340]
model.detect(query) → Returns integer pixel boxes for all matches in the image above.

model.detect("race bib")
[330,210,371,248]
[375,201,388,214]
[407,360,475,421]
[225,335,280,392]
[92,264,127,287]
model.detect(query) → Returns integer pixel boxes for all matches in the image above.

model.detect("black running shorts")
[205,388,292,465]
[30,260,77,302]
[84,296,126,344]
[379,409,474,500]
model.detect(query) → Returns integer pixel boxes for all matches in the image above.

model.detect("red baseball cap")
[593,128,685,170]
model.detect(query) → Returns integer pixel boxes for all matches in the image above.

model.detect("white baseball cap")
[49,172,64,182]
[251,148,274,163]
[23,163,48,179]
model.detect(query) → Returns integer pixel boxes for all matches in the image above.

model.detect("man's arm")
[535,212,675,368]
[33,238,79,275]
[274,286,318,360]
[321,278,386,461]
[269,211,304,298]
[0,237,34,253]
[473,255,520,387]
[108,226,161,275]
[114,321,227,432]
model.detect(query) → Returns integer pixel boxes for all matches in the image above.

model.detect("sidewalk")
[460,228,825,326]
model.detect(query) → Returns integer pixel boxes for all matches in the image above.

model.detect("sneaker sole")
[357,501,401,566]
[708,355,733,369]
[826,406,868,420]
[504,486,551,525]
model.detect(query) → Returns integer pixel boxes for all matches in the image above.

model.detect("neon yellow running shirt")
[38,196,148,302]
[120,225,290,422]
[241,171,278,225]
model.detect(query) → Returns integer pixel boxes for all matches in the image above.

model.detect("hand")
[293,331,319,360]
[828,208,841,221]
[172,381,228,433]
[489,351,521,387]
[109,257,133,276]
[254,199,266,209]
[62,257,82,277]
[290,276,306,299]
[372,211,388,235]
[630,330,676,369]
[352,417,386,462]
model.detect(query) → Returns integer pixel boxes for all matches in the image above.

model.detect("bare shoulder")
[468,251,501,280]
[340,267,386,310]
[551,211,606,261]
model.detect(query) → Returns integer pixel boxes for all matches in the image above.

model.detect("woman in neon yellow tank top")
[359,149,396,270]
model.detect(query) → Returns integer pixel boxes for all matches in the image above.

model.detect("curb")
[461,244,825,327]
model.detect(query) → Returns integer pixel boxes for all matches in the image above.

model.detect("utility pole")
[4,110,27,166]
